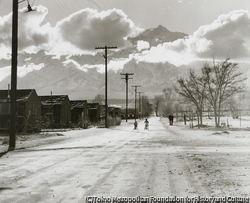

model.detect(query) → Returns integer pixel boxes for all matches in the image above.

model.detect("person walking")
[169,114,174,125]
[144,119,149,130]
[134,120,138,130]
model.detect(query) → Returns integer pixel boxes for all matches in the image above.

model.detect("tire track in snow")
[0,128,136,202]
[159,119,210,196]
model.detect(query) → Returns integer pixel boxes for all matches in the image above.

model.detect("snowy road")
[0,117,250,202]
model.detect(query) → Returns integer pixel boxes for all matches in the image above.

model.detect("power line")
[36,71,79,90]
[128,97,135,109]
[75,0,85,10]
[68,67,97,96]
[36,55,103,91]
[31,0,36,6]
[107,82,126,109]
[54,0,98,47]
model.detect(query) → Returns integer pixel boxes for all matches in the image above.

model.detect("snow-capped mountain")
[128,25,187,46]
[1,25,248,100]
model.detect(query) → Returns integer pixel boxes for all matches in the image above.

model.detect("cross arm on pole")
[95,46,117,50]
[121,73,134,81]
[120,73,134,76]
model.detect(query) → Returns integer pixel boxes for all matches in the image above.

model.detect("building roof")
[70,100,87,110]
[109,104,121,109]
[87,103,99,110]
[0,89,35,102]
[87,103,99,107]
[39,95,69,106]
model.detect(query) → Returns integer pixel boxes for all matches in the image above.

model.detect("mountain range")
[128,25,187,46]
[0,25,249,103]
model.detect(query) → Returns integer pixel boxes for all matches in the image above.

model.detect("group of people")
[134,119,149,130]
[133,114,175,130]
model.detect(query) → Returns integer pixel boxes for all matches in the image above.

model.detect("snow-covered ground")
[0,116,250,202]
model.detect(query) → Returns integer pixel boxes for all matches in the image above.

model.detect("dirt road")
[0,117,249,202]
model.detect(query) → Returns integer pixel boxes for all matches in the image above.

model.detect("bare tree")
[162,87,177,116]
[154,95,164,117]
[225,96,238,118]
[175,69,207,125]
[203,58,246,127]
[141,95,152,117]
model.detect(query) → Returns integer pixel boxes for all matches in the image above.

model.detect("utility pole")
[50,91,53,129]
[95,46,117,128]
[138,92,144,119]
[120,73,133,122]
[9,0,18,151]
[131,85,141,121]
[9,0,35,151]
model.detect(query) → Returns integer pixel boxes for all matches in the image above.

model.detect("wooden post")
[9,0,18,151]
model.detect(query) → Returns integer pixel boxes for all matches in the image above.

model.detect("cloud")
[133,40,196,66]
[0,63,45,81]
[0,6,144,81]
[18,63,45,77]
[134,10,250,66]
[63,59,88,72]
[0,13,15,59]
[63,57,132,73]
[0,66,11,81]
[0,6,142,59]
[2,6,250,80]
[50,8,142,56]
[136,40,150,51]
[18,6,52,53]
[192,10,250,59]
[0,5,52,59]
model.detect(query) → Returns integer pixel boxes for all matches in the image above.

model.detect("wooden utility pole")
[95,46,117,128]
[9,0,18,151]
[50,91,53,129]
[131,85,141,121]
[138,92,144,119]
[120,73,133,122]
[9,0,35,150]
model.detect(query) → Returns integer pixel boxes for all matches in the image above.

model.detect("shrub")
[98,117,121,127]
[23,114,41,133]
[116,117,121,126]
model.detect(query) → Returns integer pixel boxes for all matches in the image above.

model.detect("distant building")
[108,105,121,118]
[108,106,115,118]
[114,107,121,118]
[70,100,88,128]
[99,104,105,120]
[0,89,41,132]
[121,108,135,120]
[87,103,100,123]
[40,95,71,128]
[99,105,121,119]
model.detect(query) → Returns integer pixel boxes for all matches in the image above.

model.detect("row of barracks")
[0,89,121,132]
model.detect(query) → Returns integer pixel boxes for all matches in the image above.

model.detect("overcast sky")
[0,0,250,80]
